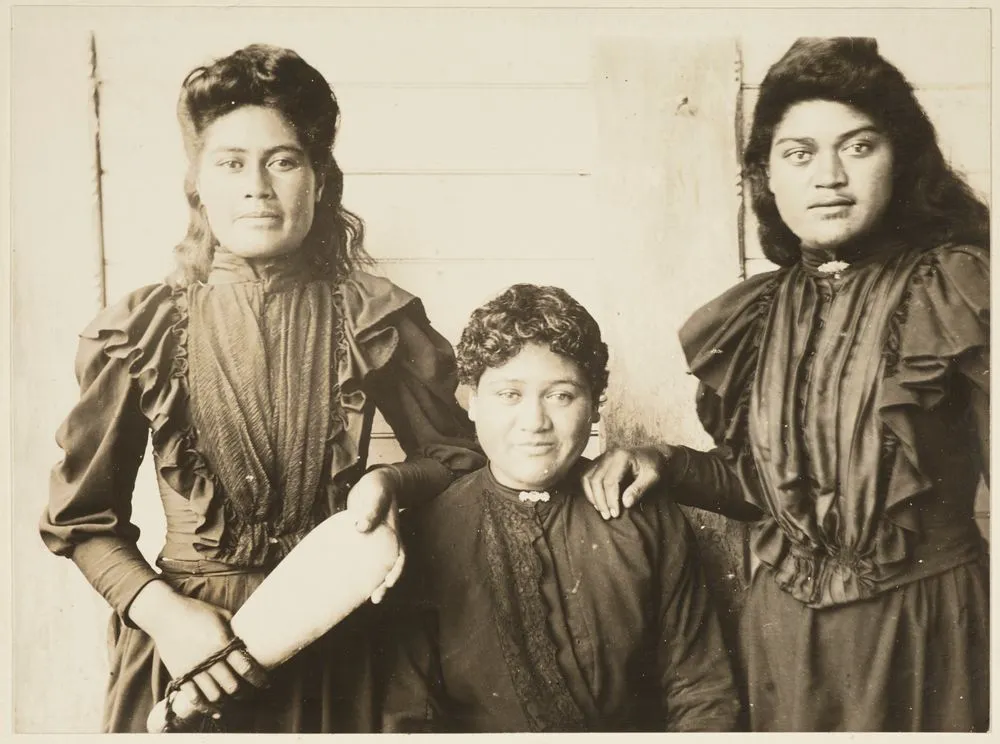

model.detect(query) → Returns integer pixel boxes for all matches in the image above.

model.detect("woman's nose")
[813,149,847,188]
[244,164,275,198]
[517,398,550,431]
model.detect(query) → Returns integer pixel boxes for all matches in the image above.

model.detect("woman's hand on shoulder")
[128,582,269,717]
[346,467,406,605]
[580,446,671,519]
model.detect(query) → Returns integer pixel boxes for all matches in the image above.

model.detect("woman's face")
[469,343,598,493]
[767,99,894,251]
[196,105,322,260]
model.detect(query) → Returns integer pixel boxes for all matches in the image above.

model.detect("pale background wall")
[11,5,989,732]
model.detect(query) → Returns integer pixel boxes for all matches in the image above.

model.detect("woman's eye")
[548,391,575,405]
[784,149,813,164]
[496,390,521,403]
[845,140,874,156]
[268,157,299,171]
[217,159,243,170]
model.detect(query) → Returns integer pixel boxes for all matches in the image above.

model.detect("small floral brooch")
[817,260,850,277]
[518,491,551,504]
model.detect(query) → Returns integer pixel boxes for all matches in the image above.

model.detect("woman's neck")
[799,226,901,273]
[207,248,312,286]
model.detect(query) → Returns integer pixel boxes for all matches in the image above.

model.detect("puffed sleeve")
[654,498,742,731]
[880,244,990,500]
[665,270,788,520]
[340,272,485,506]
[40,285,173,622]
[938,246,989,483]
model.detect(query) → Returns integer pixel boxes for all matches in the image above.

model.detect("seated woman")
[381,284,741,732]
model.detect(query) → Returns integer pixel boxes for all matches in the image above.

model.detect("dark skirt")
[742,554,989,732]
[102,560,387,733]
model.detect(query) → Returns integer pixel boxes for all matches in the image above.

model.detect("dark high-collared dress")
[381,462,742,732]
[670,241,989,731]
[41,251,484,732]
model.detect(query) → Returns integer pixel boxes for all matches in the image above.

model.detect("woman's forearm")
[664,446,763,521]
[125,578,181,637]
[370,458,455,510]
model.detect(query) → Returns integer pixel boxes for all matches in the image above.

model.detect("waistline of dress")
[756,517,986,608]
[156,554,275,578]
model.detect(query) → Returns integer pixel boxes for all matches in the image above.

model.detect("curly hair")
[171,44,371,285]
[456,284,610,400]
[744,37,989,267]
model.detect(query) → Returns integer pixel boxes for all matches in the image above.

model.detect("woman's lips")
[517,442,556,452]
[809,198,854,209]
[238,213,282,227]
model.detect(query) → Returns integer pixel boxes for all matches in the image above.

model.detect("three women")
[44,35,989,733]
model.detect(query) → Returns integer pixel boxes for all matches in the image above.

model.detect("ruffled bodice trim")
[680,243,989,608]
[77,265,426,566]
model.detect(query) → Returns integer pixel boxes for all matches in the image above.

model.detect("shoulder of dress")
[678,270,788,396]
[338,270,423,334]
[79,283,176,342]
[430,469,485,513]
[923,242,990,279]
[896,242,990,313]
[680,271,786,357]
[403,470,486,568]
[929,241,989,262]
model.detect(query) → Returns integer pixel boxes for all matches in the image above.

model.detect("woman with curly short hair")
[381,284,741,733]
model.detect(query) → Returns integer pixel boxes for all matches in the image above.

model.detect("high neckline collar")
[207,249,315,289]
[482,461,580,515]
[798,230,906,278]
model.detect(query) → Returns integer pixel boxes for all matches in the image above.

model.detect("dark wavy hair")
[456,284,610,400]
[171,44,370,285]
[744,37,989,266]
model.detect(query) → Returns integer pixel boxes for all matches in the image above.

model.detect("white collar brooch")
[817,260,850,278]
[518,491,551,504]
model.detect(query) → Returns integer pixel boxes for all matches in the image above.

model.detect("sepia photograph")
[8,2,992,735]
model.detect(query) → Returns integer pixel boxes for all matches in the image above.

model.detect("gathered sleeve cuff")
[671,270,786,519]
[41,285,175,621]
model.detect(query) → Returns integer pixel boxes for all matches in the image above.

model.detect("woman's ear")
[315,174,325,203]
[467,391,478,423]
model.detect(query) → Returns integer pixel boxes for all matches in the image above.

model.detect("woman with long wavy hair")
[583,37,989,731]
[41,44,483,733]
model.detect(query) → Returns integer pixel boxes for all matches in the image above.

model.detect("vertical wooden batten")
[88,32,108,309]
[12,17,114,731]
[591,37,750,662]
[733,41,748,282]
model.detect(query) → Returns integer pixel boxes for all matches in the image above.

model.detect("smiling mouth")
[518,442,556,451]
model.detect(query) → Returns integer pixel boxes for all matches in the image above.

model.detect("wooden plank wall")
[12,6,989,733]
[11,18,114,735]
[592,36,750,657]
